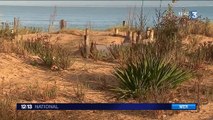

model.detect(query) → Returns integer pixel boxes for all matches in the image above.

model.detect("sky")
[0,1,212,7]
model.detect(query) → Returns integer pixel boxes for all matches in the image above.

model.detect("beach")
[0,3,213,120]
[0,6,212,30]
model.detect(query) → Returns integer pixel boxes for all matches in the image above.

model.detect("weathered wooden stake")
[129,31,133,42]
[17,18,20,31]
[136,31,141,44]
[5,23,9,30]
[14,17,17,33]
[60,19,66,30]
[84,28,90,58]
[150,29,154,41]
[124,30,131,43]
[114,28,119,36]
[131,32,136,44]
[85,28,89,35]
[122,21,126,26]
[146,27,151,39]
[1,22,4,29]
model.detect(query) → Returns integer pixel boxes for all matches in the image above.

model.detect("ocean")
[0,6,212,30]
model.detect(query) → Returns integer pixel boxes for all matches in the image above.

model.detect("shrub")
[108,43,163,65]
[108,44,131,62]
[24,38,54,67]
[187,41,213,65]
[23,37,46,55]
[20,81,58,101]
[53,45,73,69]
[154,4,213,59]
[0,27,16,40]
[113,55,191,99]
[0,39,26,55]
[186,18,213,37]
[199,42,213,62]
[38,44,54,67]
[24,35,73,69]
[154,4,183,57]
[18,27,42,35]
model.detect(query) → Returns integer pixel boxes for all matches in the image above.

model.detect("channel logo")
[178,10,198,19]
[190,11,198,19]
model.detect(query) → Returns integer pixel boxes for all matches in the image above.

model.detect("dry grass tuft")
[18,80,58,102]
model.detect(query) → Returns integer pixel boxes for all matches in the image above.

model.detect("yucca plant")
[113,55,191,99]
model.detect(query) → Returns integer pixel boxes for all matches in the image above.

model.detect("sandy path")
[1,31,213,119]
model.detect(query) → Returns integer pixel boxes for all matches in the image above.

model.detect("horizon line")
[0,5,213,7]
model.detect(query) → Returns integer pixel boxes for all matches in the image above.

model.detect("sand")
[0,30,213,120]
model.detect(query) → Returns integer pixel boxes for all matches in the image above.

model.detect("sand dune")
[0,30,213,119]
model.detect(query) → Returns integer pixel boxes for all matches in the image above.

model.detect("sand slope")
[0,52,212,120]
[0,31,213,119]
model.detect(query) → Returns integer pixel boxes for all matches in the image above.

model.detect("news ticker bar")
[17,103,197,110]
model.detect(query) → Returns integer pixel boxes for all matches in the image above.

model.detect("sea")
[0,6,212,31]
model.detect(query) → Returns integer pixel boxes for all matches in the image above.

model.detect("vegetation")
[20,80,58,101]
[110,4,212,104]
[18,26,43,35]
[0,32,73,70]
[24,35,74,69]
[0,26,16,40]
[187,41,213,65]
[113,55,191,100]
[0,2,212,120]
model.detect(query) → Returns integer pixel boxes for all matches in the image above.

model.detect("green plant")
[24,39,52,66]
[113,55,191,99]
[23,35,73,69]
[27,35,52,66]
[53,45,73,69]
[38,44,54,67]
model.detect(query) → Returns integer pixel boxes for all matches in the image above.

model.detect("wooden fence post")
[1,22,4,29]
[5,23,9,30]
[136,31,141,44]
[150,29,154,41]
[60,19,66,30]
[124,30,131,43]
[85,28,89,35]
[123,21,126,26]
[146,27,151,39]
[84,28,90,58]
[14,17,17,33]
[114,28,119,36]
[131,32,136,44]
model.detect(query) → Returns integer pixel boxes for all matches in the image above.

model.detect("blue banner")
[16,103,197,110]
